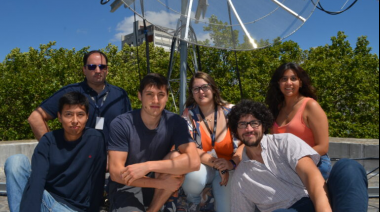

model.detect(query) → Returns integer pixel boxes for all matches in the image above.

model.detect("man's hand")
[121,163,151,185]
[159,175,185,193]
[219,170,229,186]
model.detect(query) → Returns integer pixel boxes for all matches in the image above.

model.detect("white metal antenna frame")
[109,0,321,113]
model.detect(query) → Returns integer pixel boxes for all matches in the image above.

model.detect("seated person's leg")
[4,154,31,212]
[41,190,77,212]
[272,197,315,212]
[211,170,233,212]
[108,180,147,212]
[182,164,212,206]
[148,151,185,212]
[327,159,368,212]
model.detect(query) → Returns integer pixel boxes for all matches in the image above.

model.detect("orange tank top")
[272,98,316,147]
[200,126,234,160]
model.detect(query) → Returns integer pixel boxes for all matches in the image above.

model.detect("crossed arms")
[109,142,200,190]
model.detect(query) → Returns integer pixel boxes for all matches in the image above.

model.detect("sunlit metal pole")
[179,0,193,114]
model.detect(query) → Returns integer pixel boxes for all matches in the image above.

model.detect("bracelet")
[230,159,237,170]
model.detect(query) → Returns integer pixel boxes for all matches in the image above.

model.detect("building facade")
[122,21,174,52]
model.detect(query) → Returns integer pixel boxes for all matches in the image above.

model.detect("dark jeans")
[273,159,368,212]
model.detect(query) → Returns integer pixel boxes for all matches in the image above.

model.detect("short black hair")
[58,92,89,114]
[83,50,108,66]
[228,100,274,135]
[139,73,169,94]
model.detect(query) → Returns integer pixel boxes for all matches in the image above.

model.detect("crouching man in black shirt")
[5,91,107,212]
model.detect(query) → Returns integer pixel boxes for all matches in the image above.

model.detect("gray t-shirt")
[231,133,320,212]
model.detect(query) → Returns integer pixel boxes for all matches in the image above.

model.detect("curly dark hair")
[228,100,274,136]
[265,63,317,119]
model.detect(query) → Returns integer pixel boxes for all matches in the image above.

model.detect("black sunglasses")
[86,64,108,71]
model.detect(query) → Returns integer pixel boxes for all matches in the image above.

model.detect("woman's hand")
[219,170,229,186]
[214,158,234,171]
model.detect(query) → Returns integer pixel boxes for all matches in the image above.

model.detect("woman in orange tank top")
[266,63,331,180]
[181,72,240,212]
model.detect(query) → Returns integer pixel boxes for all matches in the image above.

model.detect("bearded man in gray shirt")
[228,100,368,212]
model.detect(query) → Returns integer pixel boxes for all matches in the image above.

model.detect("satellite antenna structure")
[108,0,321,113]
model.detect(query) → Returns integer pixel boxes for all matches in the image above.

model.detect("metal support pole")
[179,41,188,114]
[178,0,193,114]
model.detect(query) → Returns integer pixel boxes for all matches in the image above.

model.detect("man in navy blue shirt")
[28,50,132,142]
[108,73,201,212]
[4,92,107,212]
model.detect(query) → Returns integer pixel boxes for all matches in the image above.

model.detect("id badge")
[95,117,105,130]
[207,149,218,158]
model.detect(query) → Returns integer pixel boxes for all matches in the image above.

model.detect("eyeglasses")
[86,64,108,71]
[192,84,211,94]
[237,120,262,129]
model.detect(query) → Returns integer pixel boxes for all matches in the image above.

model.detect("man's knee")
[4,154,30,176]
[330,159,367,182]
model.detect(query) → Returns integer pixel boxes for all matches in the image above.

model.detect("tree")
[0,32,378,140]
[302,32,379,138]
[203,15,240,49]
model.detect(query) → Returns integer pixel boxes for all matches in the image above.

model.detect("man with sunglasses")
[28,50,132,144]
[228,100,368,212]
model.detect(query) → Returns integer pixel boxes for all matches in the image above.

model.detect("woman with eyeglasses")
[265,62,331,180]
[181,72,239,212]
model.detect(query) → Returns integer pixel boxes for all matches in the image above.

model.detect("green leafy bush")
[0,32,378,141]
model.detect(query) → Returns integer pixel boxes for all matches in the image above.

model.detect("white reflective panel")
[113,0,321,50]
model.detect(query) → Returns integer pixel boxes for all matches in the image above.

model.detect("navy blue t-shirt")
[108,109,194,165]
[108,109,194,191]
[40,79,132,143]
[20,128,107,212]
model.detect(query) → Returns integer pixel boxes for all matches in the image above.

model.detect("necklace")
[204,115,214,122]
[284,96,303,119]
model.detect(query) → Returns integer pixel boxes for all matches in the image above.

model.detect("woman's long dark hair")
[265,63,317,119]
[185,72,228,108]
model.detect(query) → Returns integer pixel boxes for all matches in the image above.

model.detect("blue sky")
[0,0,378,61]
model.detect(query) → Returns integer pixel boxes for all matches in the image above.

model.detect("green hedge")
[0,32,378,141]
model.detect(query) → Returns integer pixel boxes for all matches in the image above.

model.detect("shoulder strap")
[189,107,203,149]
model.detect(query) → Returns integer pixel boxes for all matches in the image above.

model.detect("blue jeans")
[318,154,332,180]
[182,164,232,212]
[4,154,76,212]
[273,159,368,212]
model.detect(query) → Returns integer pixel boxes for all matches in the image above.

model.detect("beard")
[241,132,263,147]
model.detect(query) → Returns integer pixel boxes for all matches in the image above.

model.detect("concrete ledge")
[329,137,379,172]
[0,140,38,168]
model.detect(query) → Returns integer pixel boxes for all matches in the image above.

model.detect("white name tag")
[95,117,105,130]
[208,149,218,158]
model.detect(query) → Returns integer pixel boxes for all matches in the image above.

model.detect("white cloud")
[111,10,181,42]
[197,32,210,42]
[111,10,211,45]
[110,16,136,42]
